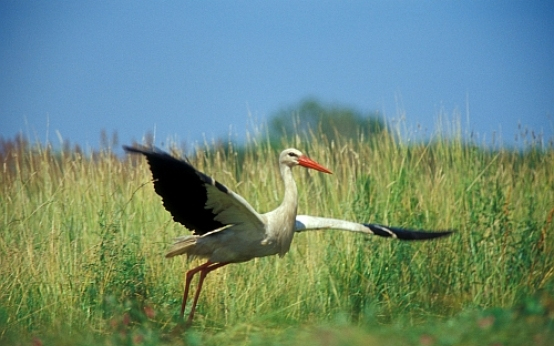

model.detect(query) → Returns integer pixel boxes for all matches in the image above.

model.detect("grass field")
[1,128,553,345]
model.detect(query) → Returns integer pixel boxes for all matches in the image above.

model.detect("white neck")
[279,163,298,213]
[263,163,298,257]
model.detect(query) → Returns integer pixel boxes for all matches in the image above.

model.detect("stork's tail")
[165,235,197,258]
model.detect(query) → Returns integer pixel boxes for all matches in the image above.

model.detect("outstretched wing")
[295,215,453,240]
[124,145,264,235]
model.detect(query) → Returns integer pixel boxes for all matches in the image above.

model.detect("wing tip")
[363,223,455,241]
[123,144,155,155]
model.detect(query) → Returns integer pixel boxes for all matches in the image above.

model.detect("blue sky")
[1,1,553,150]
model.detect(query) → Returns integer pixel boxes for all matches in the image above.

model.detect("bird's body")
[124,145,452,324]
[165,149,307,262]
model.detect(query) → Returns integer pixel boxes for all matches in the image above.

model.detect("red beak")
[298,156,333,174]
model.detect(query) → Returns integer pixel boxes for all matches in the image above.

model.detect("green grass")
[1,128,553,345]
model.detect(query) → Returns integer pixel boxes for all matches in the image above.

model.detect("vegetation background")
[1,101,553,345]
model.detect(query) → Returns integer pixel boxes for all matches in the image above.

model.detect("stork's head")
[279,148,332,174]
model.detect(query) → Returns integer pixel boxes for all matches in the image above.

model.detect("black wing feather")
[124,145,227,234]
[363,223,453,240]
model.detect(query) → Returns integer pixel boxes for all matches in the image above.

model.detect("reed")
[1,127,553,344]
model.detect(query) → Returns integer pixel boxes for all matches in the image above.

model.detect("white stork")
[123,145,452,323]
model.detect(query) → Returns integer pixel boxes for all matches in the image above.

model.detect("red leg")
[181,261,212,317]
[180,261,229,323]
[186,262,229,323]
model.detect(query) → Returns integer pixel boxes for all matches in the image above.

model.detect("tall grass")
[1,128,553,344]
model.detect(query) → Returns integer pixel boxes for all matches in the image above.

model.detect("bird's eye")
[287,152,298,158]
